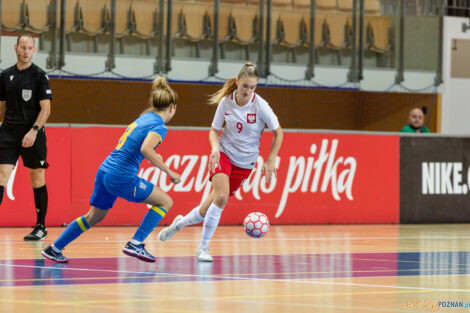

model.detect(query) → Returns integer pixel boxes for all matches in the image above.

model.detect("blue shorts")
[89,169,154,210]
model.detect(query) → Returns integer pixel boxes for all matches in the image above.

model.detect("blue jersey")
[99,112,168,177]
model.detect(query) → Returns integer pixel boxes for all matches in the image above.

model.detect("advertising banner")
[2,127,400,226]
[71,128,400,225]
[1,127,72,226]
[400,136,470,223]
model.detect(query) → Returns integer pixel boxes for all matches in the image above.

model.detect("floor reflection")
[1,251,470,287]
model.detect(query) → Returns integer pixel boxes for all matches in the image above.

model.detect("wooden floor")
[1,224,470,313]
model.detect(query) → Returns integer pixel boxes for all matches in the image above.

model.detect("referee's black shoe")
[24,224,47,241]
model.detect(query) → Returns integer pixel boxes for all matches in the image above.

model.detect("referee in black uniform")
[0,32,52,240]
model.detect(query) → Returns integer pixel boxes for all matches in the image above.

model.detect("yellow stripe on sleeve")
[76,217,88,232]
[151,206,167,218]
[149,132,162,144]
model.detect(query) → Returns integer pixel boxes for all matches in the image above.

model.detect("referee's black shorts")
[0,124,49,169]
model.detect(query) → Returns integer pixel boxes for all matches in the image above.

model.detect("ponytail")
[208,78,237,105]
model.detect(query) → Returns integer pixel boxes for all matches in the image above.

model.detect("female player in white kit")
[158,62,283,261]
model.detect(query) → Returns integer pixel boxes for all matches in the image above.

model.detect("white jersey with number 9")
[211,91,280,169]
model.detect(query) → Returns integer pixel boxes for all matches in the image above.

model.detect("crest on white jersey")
[247,113,256,124]
[22,89,32,101]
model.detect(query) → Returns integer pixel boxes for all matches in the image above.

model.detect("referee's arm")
[22,99,51,148]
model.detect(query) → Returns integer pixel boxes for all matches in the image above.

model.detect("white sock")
[130,239,141,245]
[51,243,61,253]
[199,203,223,250]
[176,206,204,231]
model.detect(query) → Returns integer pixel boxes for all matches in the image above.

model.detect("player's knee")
[31,180,45,189]
[0,168,13,185]
[85,209,107,226]
[29,171,45,188]
[87,215,104,227]
[0,176,9,186]
[213,193,229,208]
[162,196,173,211]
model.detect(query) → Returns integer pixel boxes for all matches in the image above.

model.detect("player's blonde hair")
[142,77,178,114]
[208,62,259,105]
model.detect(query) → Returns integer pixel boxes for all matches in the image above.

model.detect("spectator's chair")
[365,16,392,53]
[65,0,110,52]
[324,13,351,64]
[172,1,212,57]
[228,5,259,59]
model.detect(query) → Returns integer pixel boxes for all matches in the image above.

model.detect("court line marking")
[3,249,470,280]
[234,254,470,268]
[0,296,207,313]
[37,285,415,313]
[1,261,470,279]
[218,298,409,313]
[5,251,470,269]
[1,262,470,293]
[311,254,470,267]
[5,234,470,244]
[1,266,470,284]
[0,288,438,308]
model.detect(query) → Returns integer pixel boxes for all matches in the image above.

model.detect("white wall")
[441,16,470,134]
[1,34,439,96]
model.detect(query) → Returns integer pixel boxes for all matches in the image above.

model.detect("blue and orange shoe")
[41,245,68,263]
[122,242,156,263]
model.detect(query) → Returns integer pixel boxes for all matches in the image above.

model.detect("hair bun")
[152,77,169,91]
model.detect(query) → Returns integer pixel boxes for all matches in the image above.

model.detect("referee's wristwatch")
[32,125,39,132]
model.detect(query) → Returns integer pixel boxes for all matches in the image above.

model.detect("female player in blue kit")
[41,77,181,263]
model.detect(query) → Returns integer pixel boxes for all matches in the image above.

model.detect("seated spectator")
[400,107,430,133]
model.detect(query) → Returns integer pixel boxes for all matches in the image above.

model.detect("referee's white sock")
[176,206,204,231]
[199,203,223,250]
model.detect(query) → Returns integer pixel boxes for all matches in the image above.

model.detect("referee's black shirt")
[0,63,52,126]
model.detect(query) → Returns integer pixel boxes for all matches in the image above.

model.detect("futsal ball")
[243,212,270,238]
